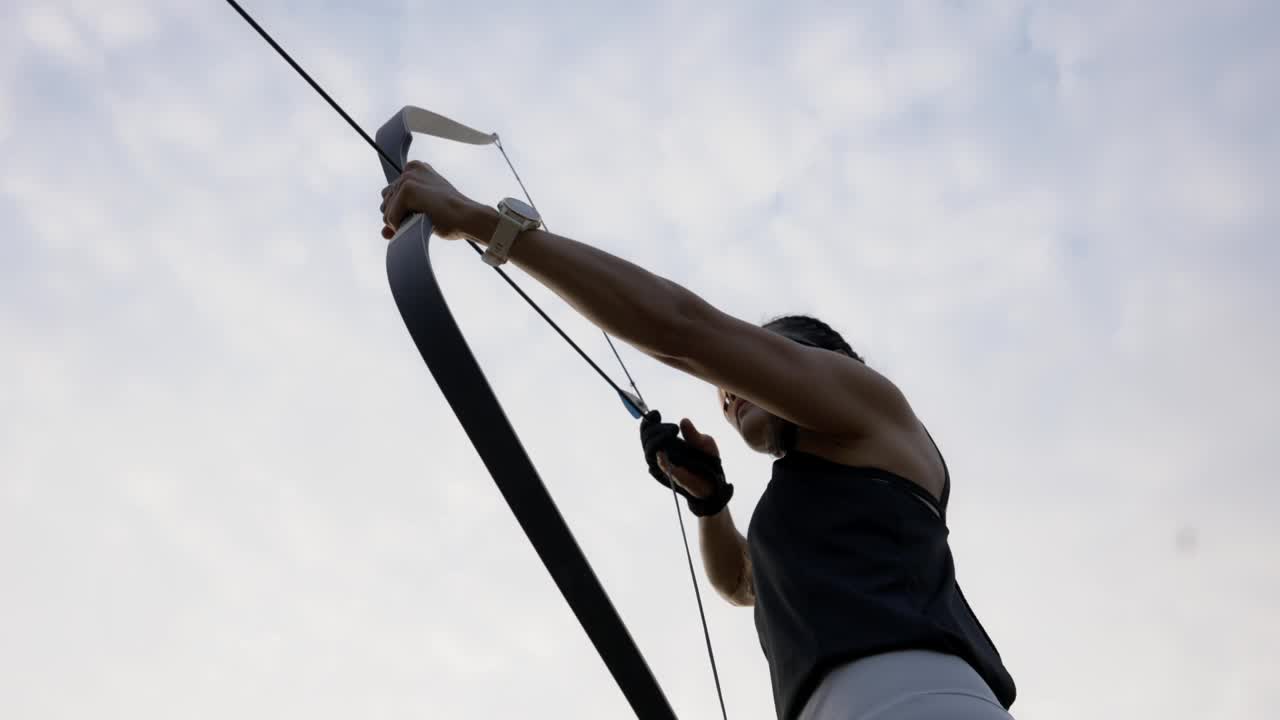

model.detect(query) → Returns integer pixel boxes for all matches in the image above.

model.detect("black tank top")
[746,442,1016,720]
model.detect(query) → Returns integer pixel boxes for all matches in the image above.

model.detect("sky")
[1,0,1277,718]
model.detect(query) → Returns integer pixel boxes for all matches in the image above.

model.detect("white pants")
[798,650,1014,720]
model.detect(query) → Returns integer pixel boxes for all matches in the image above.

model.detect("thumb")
[679,418,719,457]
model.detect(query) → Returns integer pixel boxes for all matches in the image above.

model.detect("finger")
[380,176,407,216]
[383,183,413,230]
[658,450,711,497]
[666,464,709,498]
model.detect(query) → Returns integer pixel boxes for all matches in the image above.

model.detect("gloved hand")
[640,410,734,516]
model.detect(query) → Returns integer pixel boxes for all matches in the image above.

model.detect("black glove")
[640,410,734,517]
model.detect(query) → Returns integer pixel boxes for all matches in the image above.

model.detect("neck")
[789,428,854,457]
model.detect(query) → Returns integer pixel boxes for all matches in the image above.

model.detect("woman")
[381,162,1017,720]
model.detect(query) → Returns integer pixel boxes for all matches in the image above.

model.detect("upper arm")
[662,301,910,436]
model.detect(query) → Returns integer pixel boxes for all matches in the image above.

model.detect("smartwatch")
[482,197,542,266]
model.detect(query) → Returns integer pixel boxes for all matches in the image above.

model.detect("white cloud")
[21,6,88,66]
[2,1,1277,719]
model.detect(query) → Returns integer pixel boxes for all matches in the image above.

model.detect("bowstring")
[223,0,639,411]
[498,136,726,720]
[222,2,727,717]
[494,139,648,411]
[670,485,731,720]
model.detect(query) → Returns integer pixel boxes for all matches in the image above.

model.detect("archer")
[380,161,1018,720]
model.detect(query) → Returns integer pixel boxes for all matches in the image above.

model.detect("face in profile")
[718,387,787,456]
[716,325,837,457]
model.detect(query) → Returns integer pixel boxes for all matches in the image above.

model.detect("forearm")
[461,205,703,358]
[699,507,754,607]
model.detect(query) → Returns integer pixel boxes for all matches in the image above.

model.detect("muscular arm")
[699,507,755,607]
[461,206,701,359]
[458,206,910,437]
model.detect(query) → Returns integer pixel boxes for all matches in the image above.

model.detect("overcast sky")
[2,1,1277,718]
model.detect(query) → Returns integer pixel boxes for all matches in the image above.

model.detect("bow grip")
[376,106,501,239]
[376,107,433,240]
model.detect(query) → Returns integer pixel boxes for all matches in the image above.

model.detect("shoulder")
[666,303,911,437]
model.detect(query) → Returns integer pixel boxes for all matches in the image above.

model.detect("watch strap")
[482,211,524,267]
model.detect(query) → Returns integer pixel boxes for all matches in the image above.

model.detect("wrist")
[699,502,732,521]
[461,203,499,244]
[687,480,734,518]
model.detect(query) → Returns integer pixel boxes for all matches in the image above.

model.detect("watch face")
[499,197,539,222]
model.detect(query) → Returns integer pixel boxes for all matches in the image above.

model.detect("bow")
[222,3,729,717]
[376,108,677,719]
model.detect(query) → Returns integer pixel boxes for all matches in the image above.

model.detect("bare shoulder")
[801,399,949,503]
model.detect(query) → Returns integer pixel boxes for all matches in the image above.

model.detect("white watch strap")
[482,212,524,266]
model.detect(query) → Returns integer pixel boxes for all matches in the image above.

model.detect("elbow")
[714,584,750,607]
[723,584,756,608]
[712,557,756,608]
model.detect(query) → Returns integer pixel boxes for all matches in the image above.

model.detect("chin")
[737,409,780,455]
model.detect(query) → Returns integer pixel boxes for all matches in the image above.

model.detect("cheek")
[737,406,770,439]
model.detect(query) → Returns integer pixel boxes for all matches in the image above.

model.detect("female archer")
[381,161,1017,720]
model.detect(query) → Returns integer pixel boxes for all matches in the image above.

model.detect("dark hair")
[762,314,864,364]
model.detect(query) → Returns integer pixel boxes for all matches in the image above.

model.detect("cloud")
[2,1,1277,719]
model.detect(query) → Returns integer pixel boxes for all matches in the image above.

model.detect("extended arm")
[461,206,701,360]
[456,205,909,434]
[381,163,909,438]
